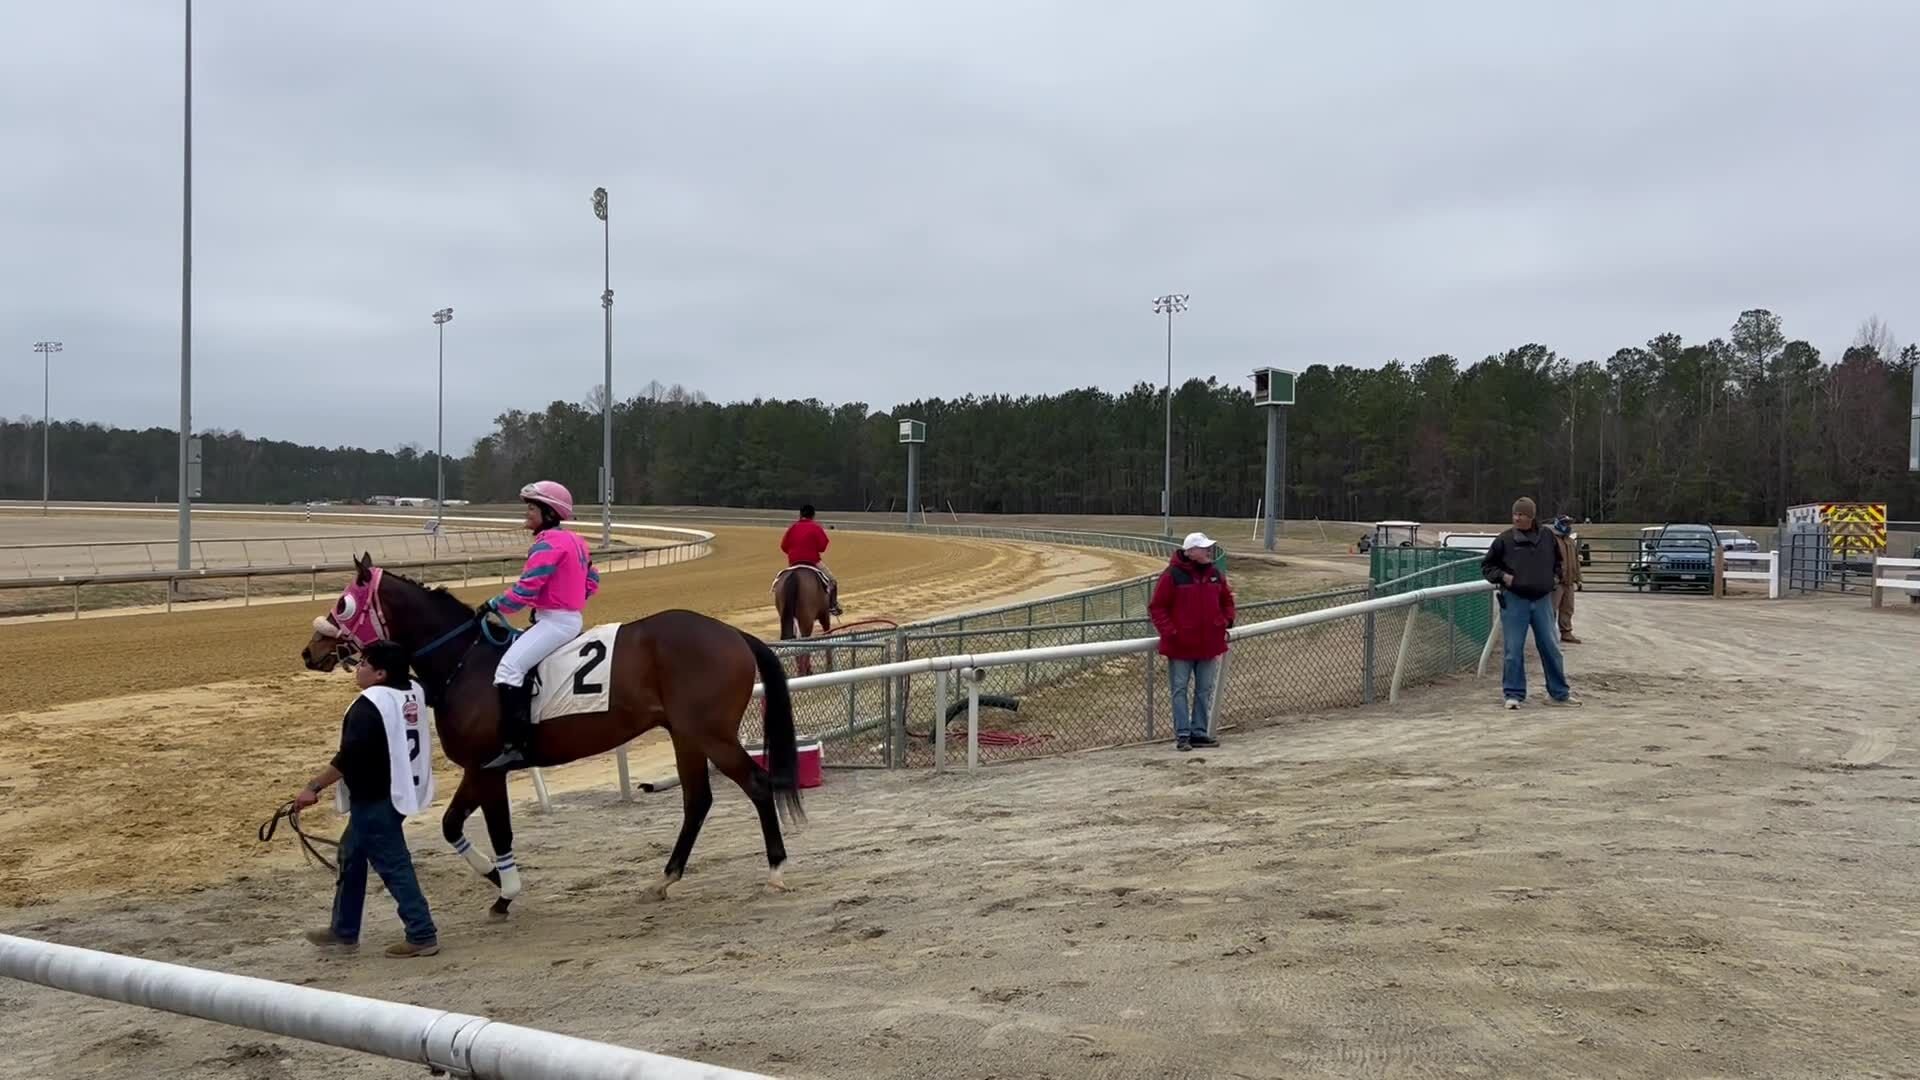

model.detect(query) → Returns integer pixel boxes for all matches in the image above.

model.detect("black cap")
[800,504,816,518]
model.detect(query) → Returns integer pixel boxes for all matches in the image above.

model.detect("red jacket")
[1148,552,1235,660]
[780,518,830,565]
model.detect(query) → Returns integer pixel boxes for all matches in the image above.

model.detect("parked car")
[1635,523,1719,592]
[1716,529,1761,553]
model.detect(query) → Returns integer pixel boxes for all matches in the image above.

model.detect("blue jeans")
[331,800,437,945]
[1168,657,1221,738]
[1499,591,1570,703]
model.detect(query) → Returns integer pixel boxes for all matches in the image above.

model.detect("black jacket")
[331,697,392,807]
[1482,525,1562,600]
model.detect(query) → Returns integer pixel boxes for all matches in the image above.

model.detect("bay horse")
[300,553,802,918]
[773,566,833,675]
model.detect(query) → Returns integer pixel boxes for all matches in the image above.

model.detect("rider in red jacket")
[779,504,841,615]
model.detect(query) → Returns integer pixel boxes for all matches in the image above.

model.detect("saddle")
[771,564,833,595]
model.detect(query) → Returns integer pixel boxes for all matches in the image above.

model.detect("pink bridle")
[313,567,390,648]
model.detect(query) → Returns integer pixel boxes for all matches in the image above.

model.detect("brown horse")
[301,553,802,918]
[773,566,833,675]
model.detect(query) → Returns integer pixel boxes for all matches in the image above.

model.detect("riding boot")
[828,580,843,616]
[483,682,533,771]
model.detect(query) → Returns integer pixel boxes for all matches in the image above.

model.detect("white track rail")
[0,933,769,1079]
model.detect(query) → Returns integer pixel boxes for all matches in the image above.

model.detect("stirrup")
[482,745,528,771]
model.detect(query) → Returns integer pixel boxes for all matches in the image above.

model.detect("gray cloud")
[5,0,1916,451]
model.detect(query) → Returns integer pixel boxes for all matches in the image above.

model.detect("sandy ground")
[0,524,1160,907]
[5,592,1920,1079]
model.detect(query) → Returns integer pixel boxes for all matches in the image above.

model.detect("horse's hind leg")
[652,734,714,901]
[708,739,790,892]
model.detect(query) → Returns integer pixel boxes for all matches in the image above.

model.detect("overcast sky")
[4,1,1916,453]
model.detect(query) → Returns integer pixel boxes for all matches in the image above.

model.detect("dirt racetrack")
[0,519,1162,908]
[5,592,1919,1078]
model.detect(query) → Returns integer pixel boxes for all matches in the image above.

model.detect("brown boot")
[385,939,441,958]
[303,928,358,951]
[1561,632,1581,644]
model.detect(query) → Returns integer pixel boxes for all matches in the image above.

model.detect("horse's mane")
[383,569,479,622]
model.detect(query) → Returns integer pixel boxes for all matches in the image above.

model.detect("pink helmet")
[519,480,574,521]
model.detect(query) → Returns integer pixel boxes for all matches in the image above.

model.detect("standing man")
[296,639,441,958]
[780,503,841,615]
[1148,531,1236,752]
[1552,514,1581,644]
[1481,498,1580,710]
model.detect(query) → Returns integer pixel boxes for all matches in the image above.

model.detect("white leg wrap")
[496,852,523,901]
[452,835,494,878]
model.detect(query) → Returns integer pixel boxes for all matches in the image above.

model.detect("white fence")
[741,578,1497,771]
[1721,550,1780,599]
[1870,556,1920,607]
[0,933,770,1079]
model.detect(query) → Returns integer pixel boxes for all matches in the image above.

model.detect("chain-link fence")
[739,558,1494,771]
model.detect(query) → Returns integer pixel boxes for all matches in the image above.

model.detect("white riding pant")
[494,609,583,688]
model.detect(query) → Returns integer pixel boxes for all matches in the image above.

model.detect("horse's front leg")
[477,772,521,917]
[441,768,519,918]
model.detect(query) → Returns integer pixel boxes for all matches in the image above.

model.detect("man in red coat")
[1148,531,1235,751]
[779,504,841,615]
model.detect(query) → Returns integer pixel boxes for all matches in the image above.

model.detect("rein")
[258,801,341,875]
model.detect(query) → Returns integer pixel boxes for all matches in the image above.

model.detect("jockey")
[780,503,841,615]
[479,480,600,770]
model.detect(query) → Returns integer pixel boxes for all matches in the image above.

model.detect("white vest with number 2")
[335,682,435,817]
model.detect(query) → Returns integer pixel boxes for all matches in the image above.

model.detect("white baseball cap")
[1181,531,1217,550]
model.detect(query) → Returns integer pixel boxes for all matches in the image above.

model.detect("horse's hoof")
[489,898,513,919]
[765,868,789,893]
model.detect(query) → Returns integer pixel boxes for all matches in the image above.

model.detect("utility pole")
[177,0,193,570]
[432,308,453,537]
[33,341,62,515]
[1152,293,1187,538]
[592,186,613,546]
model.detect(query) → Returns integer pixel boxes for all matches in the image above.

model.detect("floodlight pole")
[593,187,613,546]
[33,341,62,515]
[432,308,453,536]
[177,0,193,570]
[1152,293,1188,538]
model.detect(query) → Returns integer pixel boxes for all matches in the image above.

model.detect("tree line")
[6,310,1917,525]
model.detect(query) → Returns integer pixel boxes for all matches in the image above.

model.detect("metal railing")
[0,528,715,620]
[720,558,1496,772]
[0,541,708,620]
[0,933,770,1079]
[0,526,524,578]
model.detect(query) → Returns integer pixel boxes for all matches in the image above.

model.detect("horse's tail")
[741,630,805,827]
[776,570,800,641]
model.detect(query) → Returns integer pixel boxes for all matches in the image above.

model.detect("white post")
[966,670,982,771]
[1768,550,1780,600]
[1389,605,1420,704]
[933,669,950,771]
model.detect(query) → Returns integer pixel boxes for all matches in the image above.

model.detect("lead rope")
[258,800,341,876]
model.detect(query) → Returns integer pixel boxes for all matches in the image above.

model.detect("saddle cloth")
[529,622,621,724]
[770,564,832,596]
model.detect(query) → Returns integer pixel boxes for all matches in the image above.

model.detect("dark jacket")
[331,697,392,808]
[1482,525,1562,600]
[1148,553,1236,661]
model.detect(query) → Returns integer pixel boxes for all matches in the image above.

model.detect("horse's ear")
[355,552,372,584]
